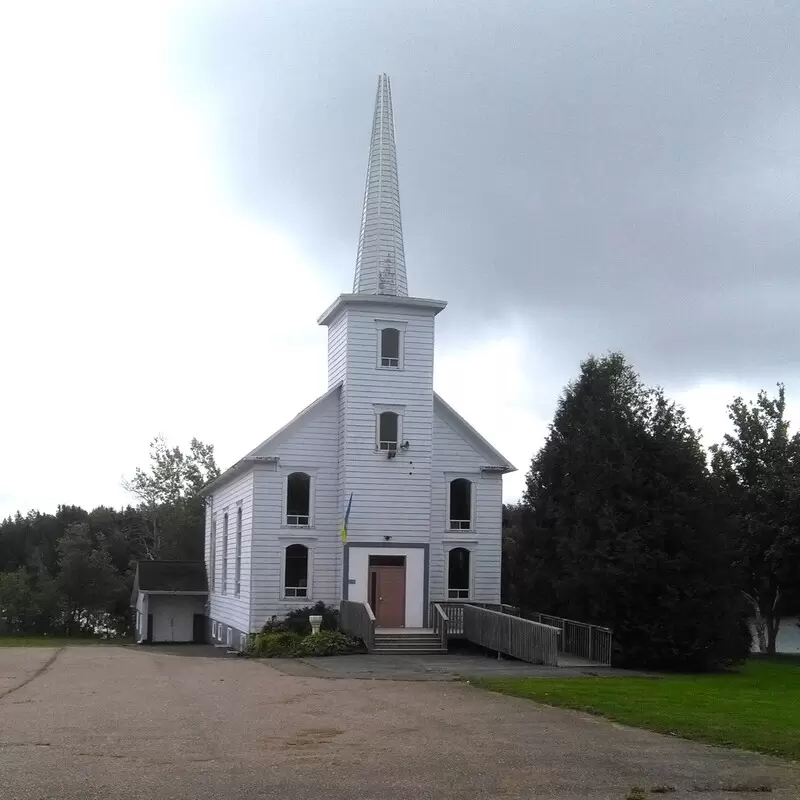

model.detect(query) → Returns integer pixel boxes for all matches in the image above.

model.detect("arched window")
[234,506,242,596]
[284,544,309,598]
[449,479,472,530]
[448,547,470,599]
[286,472,311,526]
[380,327,400,367]
[377,411,399,450]
[221,512,229,594]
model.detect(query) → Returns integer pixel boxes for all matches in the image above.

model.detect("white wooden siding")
[337,305,436,542]
[206,469,254,634]
[135,593,147,641]
[203,296,507,632]
[430,411,503,604]
[327,311,348,388]
[250,389,341,628]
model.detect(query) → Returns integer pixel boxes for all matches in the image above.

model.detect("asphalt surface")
[1,645,798,799]
[266,651,638,680]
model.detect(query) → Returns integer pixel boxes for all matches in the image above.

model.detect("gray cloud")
[179,0,800,389]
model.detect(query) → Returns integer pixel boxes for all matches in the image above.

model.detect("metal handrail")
[430,601,520,635]
[526,611,613,665]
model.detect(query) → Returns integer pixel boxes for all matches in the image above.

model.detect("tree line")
[0,437,219,637]
[503,353,800,669]
[3,355,798,669]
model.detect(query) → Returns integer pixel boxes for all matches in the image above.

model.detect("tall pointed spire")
[353,74,408,297]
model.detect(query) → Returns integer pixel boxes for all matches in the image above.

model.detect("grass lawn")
[0,636,123,647]
[476,656,800,760]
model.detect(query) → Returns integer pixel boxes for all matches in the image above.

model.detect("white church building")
[202,75,515,650]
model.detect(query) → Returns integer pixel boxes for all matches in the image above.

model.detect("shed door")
[152,606,174,642]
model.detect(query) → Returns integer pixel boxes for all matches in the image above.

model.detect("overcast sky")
[1,1,798,518]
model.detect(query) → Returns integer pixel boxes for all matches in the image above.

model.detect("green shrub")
[246,629,360,658]
[247,631,302,657]
[260,615,288,634]
[284,602,339,634]
[292,630,359,657]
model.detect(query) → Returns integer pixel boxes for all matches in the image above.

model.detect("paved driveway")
[267,652,635,680]
[1,645,797,799]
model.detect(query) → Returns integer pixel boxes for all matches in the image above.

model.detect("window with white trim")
[377,411,399,451]
[226,627,232,647]
[212,621,217,638]
[234,506,242,596]
[240,633,247,651]
[380,327,401,367]
[284,544,309,598]
[448,547,471,599]
[209,516,217,592]
[286,472,312,526]
[449,478,473,530]
[221,512,229,594]
[376,321,406,370]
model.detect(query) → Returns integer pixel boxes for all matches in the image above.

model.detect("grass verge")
[475,656,800,760]
[0,636,122,647]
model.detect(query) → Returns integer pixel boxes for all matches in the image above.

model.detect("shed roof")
[131,561,208,606]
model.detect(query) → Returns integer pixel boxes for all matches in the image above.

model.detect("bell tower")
[317,75,446,542]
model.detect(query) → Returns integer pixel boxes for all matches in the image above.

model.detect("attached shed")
[130,561,208,644]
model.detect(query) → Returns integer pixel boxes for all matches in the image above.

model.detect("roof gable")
[246,382,341,458]
[434,393,516,472]
[201,383,341,497]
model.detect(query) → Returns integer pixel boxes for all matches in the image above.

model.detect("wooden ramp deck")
[340,600,613,668]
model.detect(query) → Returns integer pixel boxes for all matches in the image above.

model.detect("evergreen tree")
[56,523,123,635]
[519,353,750,670]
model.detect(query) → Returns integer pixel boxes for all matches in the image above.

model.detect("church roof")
[199,383,342,497]
[353,74,408,297]
[243,382,341,459]
[434,393,516,473]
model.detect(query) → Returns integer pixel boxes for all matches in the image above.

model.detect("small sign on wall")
[348,578,356,584]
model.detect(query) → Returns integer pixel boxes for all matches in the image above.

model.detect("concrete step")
[374,636,442,644]
[374,641,443,648]
[371,647,448,655]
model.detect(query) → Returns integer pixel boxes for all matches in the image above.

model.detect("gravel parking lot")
[0,645,797,799]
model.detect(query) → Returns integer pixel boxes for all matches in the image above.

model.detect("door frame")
[369,557,407,628]
[342,543,430,627]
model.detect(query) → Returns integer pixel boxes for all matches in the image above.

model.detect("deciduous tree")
[711,385,800,654]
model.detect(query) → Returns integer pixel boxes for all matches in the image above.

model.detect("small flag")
[340,492,353,543]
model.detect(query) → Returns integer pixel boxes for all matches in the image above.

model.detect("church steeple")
[353,74,408,297]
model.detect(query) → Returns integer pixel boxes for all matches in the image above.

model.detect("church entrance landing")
[369,556,406,628]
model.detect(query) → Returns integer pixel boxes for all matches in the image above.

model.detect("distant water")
[750,616,800,654]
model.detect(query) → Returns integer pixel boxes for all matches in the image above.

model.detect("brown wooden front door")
[369,557,406,628]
